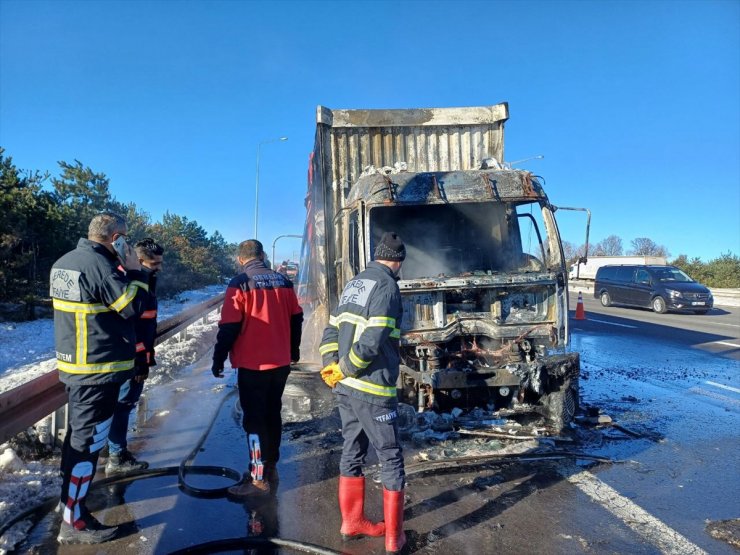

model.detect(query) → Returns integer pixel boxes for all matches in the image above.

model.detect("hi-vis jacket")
[50,239,149,386]
[320,261,403,408]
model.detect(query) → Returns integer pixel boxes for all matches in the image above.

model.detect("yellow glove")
[320,362,345,388]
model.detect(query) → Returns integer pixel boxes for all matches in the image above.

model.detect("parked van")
[594,265,713,314]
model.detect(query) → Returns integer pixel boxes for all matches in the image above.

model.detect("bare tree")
[577,242,596,258]
[628,237,669,257]
[595,235,623,256]
[562,240,578,264]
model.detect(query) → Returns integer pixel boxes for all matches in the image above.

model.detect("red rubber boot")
[383,487,407,554]
[338,476,385,540]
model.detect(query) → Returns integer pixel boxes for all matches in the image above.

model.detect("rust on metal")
[521,172,536,197]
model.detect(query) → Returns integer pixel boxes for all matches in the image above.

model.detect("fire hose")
[0,384,342,554]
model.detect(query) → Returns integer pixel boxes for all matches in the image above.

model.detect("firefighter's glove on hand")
[320,362,344,388]
[212,362,225,378]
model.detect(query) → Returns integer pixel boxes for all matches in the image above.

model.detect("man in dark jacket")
[212,239,303,497]
[106,238,164,475]
[319,232,407,555]
[50,212,149,544]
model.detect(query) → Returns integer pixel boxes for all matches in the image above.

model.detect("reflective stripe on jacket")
[50,238,149,386]
[319,261,403,407]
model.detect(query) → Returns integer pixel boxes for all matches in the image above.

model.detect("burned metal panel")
[318,104,509,129]
[401,283,557,333]
[346,170,547,207]
[317,104,509,194]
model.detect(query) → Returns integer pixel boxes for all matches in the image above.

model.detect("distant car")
[594,265,713,314]
[277,261,299,281]
[284,263,298,280]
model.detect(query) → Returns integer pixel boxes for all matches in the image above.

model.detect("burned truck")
[297,103,580,431]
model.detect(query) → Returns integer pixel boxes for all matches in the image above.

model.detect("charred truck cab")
[298,104,580,432]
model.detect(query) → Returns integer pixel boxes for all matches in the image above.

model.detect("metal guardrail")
[0,293,224,444]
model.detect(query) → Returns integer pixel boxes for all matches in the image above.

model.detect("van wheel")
[652,296,667,314]
[599,291,611,307]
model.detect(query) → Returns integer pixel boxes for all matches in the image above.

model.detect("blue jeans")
[107,377,144,455]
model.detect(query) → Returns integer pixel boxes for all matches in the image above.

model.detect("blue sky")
[1,0,738,263]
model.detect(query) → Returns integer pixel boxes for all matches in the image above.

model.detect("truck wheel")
[600,291,611,307]
[652,296,667,314]
[542,377,578,433]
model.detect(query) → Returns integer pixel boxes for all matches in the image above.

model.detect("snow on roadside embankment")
[0,284,225,394]
[0,284,224,552]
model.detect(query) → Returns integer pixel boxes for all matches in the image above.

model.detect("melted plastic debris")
[706,519,740,548]
[360,161,408,177]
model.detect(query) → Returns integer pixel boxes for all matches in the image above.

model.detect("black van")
[593,265,713,314]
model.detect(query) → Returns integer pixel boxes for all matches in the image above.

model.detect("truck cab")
[298,104,580,431]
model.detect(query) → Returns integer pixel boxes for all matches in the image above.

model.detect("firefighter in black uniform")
[319,232,407,555]
[50,212,149,544]
[106,238,164,475]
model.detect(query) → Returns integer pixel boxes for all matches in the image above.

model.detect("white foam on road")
[562,469,708,555]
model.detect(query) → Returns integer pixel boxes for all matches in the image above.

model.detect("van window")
[635,269,650,284]
[616,267,635,282]
[652,267,693,283]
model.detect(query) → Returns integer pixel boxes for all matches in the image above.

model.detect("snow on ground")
[0,284,224,394]
[0,284,225,552]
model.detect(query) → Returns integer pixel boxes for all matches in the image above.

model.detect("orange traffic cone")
[575,291,586,320]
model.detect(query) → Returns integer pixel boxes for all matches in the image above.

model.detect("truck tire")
[542,377,578,433]
[652,296,667,314]
[599,291,611,307]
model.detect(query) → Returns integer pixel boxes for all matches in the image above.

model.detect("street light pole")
[271,234,303,271]
[254,136,288,239]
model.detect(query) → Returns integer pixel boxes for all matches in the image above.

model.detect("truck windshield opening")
[369,201,547,279]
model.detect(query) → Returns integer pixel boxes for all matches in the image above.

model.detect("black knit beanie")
[374,232,406,262]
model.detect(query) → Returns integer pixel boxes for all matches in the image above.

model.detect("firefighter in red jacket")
[212,239,303,497]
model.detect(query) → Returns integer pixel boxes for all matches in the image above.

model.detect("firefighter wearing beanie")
[319,231,407,554]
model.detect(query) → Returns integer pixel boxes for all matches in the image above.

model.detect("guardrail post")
[54,404,67,445]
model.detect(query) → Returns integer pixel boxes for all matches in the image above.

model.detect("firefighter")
[106,238,164,475]
[319,231,407,555]
[212,239,303,497]
[50,212,149,544]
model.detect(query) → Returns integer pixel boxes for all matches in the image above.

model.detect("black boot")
[57,512,118,545]
[105,450,149,476]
